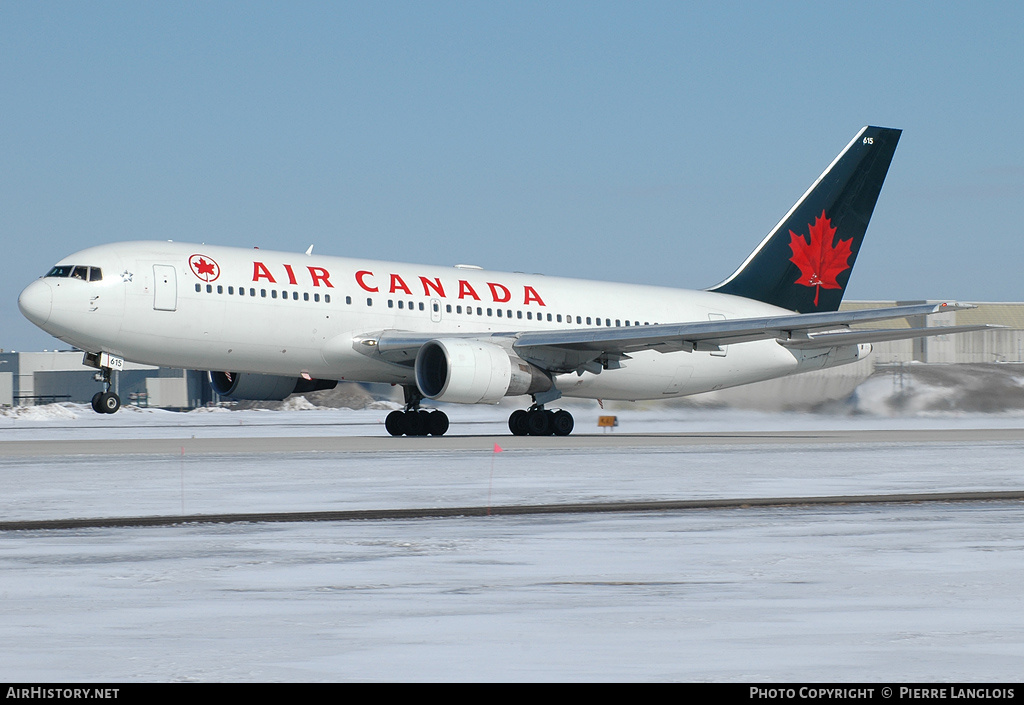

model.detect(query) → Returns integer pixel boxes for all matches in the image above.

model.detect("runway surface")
[3,426,1024,456]
[3,404,1024,681]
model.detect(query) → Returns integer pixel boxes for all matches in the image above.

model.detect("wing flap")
[779,324,1000,349]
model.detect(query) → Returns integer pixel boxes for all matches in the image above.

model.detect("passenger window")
[487,308,492,316]
[446,304,452,313]
[366,298,373,306]
[217,285,223,294]
[228,286,234,295]
[304,292,309,301]
[207,284,213,293]
[527,311,533,320]
[325,294,330,303]
[517,311,523,320]
[345,296,352,304]
[314,293,320,302]
[195,283,201,293]
[547,313,552,322]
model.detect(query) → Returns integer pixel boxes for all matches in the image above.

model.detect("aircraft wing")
[368,302,997,374]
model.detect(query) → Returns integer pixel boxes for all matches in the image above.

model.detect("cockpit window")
[45,265,102,281]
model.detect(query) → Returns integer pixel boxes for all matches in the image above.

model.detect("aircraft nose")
[18,279,52,327]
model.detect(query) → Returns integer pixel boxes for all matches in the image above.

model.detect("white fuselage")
[19,241,868,402]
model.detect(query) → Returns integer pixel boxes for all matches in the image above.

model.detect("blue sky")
[3,1,1023,350]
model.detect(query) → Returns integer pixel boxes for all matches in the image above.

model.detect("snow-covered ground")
[2,400,1024,681]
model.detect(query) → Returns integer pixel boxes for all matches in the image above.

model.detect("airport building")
[3,301,1023,410]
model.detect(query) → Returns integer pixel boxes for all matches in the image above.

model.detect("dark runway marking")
[4,490,1023,532]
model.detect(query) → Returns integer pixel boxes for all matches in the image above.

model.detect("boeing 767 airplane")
[18,126,992,436]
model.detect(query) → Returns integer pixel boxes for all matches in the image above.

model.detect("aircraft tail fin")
[708,126,901,313]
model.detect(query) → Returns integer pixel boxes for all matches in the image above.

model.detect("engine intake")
[415,339,551,404]
[210,371,337,401]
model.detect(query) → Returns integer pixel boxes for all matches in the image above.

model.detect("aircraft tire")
[99,392,121,414]
[91,392,105,414]
[427,410,449,436]
[552,410,574,436]
[385,410,406,436]
[526,409,553,436]
[405,410,427,436]
[508,410,529,436]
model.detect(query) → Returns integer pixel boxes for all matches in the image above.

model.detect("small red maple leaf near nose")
[788,211,852,306]
[195,258,216,276]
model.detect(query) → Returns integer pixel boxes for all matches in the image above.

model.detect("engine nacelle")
[210,371,337,401]
[415,339,551,404]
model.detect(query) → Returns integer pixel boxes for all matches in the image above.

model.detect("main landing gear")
[386,386,450,437]
[90,366,121,414]
[508,405,574,436]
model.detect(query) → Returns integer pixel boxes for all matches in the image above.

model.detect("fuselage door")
[430,298,442,323]
[153,264,177,311]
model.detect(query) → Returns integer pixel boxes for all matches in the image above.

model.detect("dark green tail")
[709,126,901,313]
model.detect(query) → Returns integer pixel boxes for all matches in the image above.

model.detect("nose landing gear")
[90,365,121,414]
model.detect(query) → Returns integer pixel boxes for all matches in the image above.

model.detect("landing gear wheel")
[405,410,427,436]
[551,410,574,436]
[385,410,406,436]
[509,409,529,436]
[91,392,105,414]
[427,410,449,436]
[526,409,553,436]
[387,408,448,437]
[98,392,120,414]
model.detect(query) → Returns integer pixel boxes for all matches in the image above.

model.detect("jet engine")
[210,371,338,401]
[415,339,551,404]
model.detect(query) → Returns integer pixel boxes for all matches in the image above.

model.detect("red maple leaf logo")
[188,254,220,282]
[788,211,852,306]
